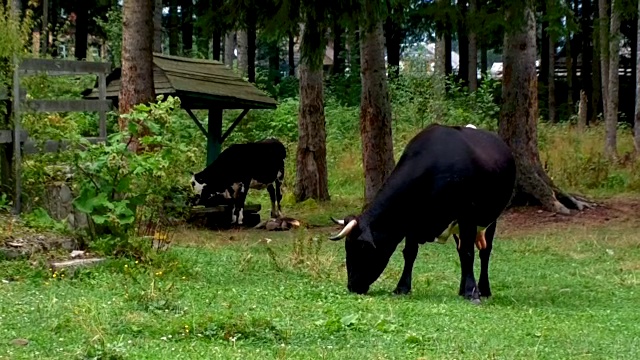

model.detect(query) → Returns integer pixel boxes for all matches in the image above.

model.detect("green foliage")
[0,193,11,212]
[94,4,123,67]
[0,2,33,115]
[540,123,640,196]
[22,207,70,233]
[254,68,300,100]
[70,96,198,245]
[389,68,501,131]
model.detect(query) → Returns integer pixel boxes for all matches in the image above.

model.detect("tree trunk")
[153,0,162,53]
[578,90,588,131]
[245,8,257,83]
[332,21,344,76]
[435,33,446,76]
[295,22,330,202]
[540,0,549,87]
[605,0,620,159]
[467,0,478,91]
[480,45,487,79]
[457,0,469,88]
[598,0,609,126]
[169,0,179,55]
[360,20,395,205]
[384,2,403,79]
[581,0,593,123]
[237,30,248,77]
[288,32,295,76]
[567,34,575,117]
[10,0,21,16]
[592,13,602,124]
[74,2,88,60]
[549,36,556,123]
[435,0,448,80]
[268,40,281,86]
[180,0,193,55]
[445,31,452,77]
[120,0,155,151]
[348,23,361,77]
[499,2,588,215]
[636,0,640,153]
[41,0,49,55]
[224,32,235,68]
[212,29,221,61]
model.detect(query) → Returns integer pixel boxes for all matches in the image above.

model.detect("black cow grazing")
[190,138,286,225]
[329,124,516,304]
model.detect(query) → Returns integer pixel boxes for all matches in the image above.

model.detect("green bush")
[70,96,199,243]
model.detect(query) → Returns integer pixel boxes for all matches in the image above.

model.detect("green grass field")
[2,201,640,359]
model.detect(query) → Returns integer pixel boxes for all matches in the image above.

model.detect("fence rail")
[0,57,112,215]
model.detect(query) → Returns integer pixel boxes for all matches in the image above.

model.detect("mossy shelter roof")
[84,53,277,110]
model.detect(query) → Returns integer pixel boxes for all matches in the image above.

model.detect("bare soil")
[500,195,640,236]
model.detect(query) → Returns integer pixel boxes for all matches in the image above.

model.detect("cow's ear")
[357,226,376,249]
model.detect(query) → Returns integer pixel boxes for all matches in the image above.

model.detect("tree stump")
[41,166,88,230]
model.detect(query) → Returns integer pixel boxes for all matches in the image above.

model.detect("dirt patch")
[0,214,81,260]
[500,196,640,236]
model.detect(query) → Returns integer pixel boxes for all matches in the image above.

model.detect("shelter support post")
[207,108,222,166]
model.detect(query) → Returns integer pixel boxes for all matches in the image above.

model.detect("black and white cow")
[190,138,286,225]
[329,124,516,304]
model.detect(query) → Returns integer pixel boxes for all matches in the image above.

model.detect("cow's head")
[329,215,395,295]
[189,172,207,205]
[189,172,235,206]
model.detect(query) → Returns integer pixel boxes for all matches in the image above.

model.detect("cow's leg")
[233,182,249,225]
[393,238,419,295]
[267,184,278,218]
[454,222,480,304]
[275,169,284,216]
[478,221,497,298]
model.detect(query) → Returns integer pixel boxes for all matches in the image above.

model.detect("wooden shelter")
[84,53,278,165]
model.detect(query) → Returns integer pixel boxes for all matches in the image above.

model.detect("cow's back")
[363,124,515,238]
[196,139,286,187]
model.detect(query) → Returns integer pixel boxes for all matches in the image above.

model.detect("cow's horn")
[330,217,345,225]
[329,219,358,241]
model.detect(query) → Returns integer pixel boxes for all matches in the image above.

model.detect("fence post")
[12,55,21,214]
[98,71,107,139]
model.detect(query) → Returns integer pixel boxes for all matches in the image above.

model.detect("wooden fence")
[0,57,112,214]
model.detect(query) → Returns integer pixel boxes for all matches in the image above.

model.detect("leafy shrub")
[94,4,123,67]
[70,96,199,246]
[0,2,34,116]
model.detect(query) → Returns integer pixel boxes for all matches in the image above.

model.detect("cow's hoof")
[469,298,481,305]
[392,287,411,295]
[479,284,491,298]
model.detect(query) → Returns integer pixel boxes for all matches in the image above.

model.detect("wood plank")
[0,130,29,144]
[190,204,261,214]
[49,258,106,271]
[24,100,112,113]
[19,58,110,75]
